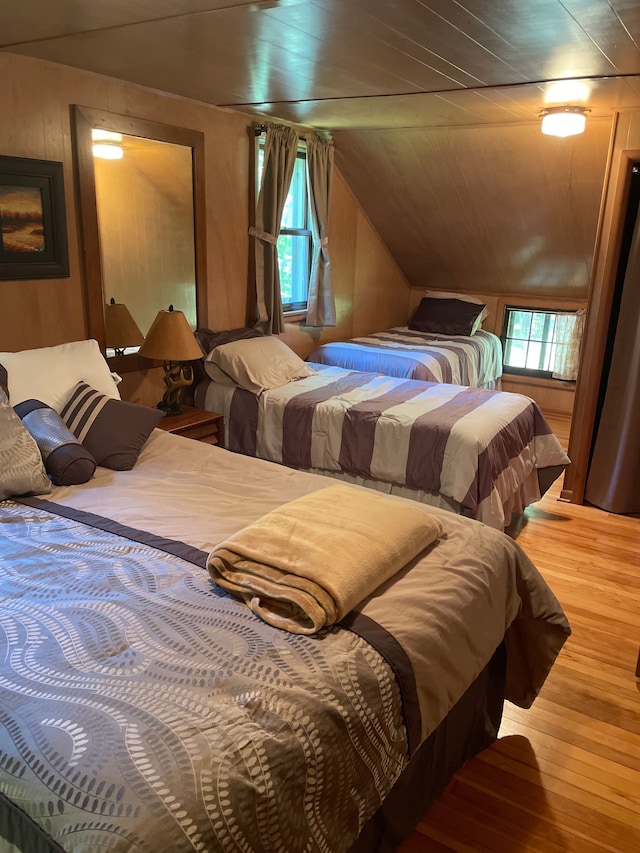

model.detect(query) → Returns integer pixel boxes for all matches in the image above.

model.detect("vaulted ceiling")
[3,0,640,295]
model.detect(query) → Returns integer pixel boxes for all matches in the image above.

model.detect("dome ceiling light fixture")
[91,129,124,160]
[539,105,590,138]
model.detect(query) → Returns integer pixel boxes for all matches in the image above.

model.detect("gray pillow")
[0,362,7,397]
[0,389,51,500]
[14,399,97,487]
[60,381,164,471]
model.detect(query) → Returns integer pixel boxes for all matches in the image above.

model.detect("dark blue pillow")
[14,399,96,486]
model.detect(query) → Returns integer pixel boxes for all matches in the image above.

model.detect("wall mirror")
[72,105,208,371]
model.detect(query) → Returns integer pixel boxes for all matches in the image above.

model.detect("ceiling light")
[539,106,590,138]
[91,129,124,159]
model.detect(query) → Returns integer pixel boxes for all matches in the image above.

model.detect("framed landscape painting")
[0,155,70,280]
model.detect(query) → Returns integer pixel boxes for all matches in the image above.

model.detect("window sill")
[284,311,307,324]
[501,372,575,390]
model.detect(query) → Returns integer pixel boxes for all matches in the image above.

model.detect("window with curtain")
[258,139,312,313]
[501,306,585,381]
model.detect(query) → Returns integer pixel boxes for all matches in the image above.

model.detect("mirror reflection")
[92,131,197,357]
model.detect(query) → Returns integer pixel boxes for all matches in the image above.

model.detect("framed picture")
[0,155,70,280]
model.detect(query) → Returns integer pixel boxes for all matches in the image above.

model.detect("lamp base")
[157,361,194,417]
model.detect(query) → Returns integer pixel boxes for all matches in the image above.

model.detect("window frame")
[256,137,312,315]
[500,305,575,380]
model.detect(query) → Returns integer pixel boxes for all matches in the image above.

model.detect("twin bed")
[306,293,503,389]
[195,333,569,531]
[0,338,573,853]
[307,326,503,389]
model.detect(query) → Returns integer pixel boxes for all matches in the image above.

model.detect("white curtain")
[552,309,586,381]
[305,134,336,327]
[250,123,299,335]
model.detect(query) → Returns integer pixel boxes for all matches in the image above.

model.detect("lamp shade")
[138,305,203,363]
[104,298,144,353]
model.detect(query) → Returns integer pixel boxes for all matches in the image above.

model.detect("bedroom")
[1,1,639,851]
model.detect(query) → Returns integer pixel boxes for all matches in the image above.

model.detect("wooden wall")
[0,52,410,404]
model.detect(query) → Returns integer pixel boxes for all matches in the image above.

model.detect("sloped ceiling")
[3,0,640,296]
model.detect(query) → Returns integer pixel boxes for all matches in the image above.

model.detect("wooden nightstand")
[157,406,224,446]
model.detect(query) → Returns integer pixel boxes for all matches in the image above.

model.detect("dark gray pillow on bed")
[409,297,486,336]
[14,399,97,486]
[195,326,263,356]
[0,362,8,397]
[60,381,164,471]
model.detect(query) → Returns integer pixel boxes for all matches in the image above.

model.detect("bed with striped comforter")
[306,327,503,387]
[195,365,569,530]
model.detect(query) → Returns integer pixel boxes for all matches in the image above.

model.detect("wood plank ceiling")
[3,0,640,296]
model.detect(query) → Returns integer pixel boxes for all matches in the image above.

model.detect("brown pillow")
[409,297,486,336]
[60,382,164,471]
[195,327,262,355]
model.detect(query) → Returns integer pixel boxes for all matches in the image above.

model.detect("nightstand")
[157,406,224,446]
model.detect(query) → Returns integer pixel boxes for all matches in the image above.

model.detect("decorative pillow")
[0,339,121,409]
[409,297,487,337]
[424,290,489,333]
[207,336,317,394]
[0,389,51,500]
[196,326,263,355]
[60,382,164,471]
[14,399,97,487]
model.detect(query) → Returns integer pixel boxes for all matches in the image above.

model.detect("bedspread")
[307,327,503,387]
[198,365,569,529]
[0,433,570,852]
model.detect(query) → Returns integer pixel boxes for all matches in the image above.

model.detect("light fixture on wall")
[539,106,590,138]
[138,305,203,415]
[92,129,124,160]
[104,297,144,356]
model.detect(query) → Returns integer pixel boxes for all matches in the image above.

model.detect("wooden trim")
[71,105,208,370]
[564,119,640,503]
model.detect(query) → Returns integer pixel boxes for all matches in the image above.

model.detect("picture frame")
[0,155,70,280]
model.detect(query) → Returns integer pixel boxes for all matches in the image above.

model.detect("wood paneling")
[401,413,640,853]
[0,52,407,407]
[334,120,611,299]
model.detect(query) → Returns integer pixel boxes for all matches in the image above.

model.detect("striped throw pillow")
[60,382,164,471]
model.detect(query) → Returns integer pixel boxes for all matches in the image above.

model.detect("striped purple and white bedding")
[195,365,569,530]
[307,327,503,387]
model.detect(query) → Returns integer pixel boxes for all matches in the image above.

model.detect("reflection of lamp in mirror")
[104,297,144,356]
[138,305,203,416]
[92,129,124,160]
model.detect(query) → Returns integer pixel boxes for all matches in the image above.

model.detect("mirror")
[72,106,208,370]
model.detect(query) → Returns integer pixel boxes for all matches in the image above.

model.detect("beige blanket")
[207,483,444,633]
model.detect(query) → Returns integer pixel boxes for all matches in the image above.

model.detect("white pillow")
[0,339,121,410]
[207,336,316,394]
[424,290,489,333]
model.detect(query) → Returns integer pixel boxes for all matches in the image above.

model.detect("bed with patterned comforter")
[196,364,569,530]
[0,431,571,853]
[307,327,503,388]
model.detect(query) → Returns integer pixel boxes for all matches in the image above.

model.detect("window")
[501,307,577,379]
[258,141,312,313]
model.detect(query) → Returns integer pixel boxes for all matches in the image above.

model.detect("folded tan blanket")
[207,484,444,634]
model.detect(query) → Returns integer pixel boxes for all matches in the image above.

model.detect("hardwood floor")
[400,414,640,853]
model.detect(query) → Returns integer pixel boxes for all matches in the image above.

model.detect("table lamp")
[138,305,203,415]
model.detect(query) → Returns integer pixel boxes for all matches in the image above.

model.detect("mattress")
[307,327,503,387]
[0,431,571,852]
[195,364,569,529]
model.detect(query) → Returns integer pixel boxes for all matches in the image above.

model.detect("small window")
[501,307,568,378]
[258,141,312,313]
